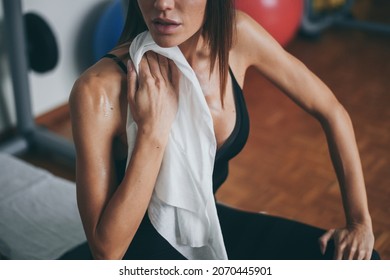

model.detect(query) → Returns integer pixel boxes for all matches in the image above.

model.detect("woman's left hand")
[319,223,375,260]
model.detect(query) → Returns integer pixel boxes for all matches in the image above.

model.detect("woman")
[64,0,377,260]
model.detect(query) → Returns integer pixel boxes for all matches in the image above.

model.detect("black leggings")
[59,203,380,260]
[217,204,380,260]
[219,204,326,259]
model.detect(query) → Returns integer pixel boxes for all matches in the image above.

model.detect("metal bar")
[302,0,390,36]
[31,128,76,167]
[0,136,29,156]
[302,0,339,35]
[1,0,77,168]
[2,0,36,135]
[337,19,390,34]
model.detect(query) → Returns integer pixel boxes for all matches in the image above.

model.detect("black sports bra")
[103,53,250,193]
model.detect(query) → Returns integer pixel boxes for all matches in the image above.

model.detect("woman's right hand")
[127,51,180,141]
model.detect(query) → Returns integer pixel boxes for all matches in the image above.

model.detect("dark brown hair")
[117,0,236,102]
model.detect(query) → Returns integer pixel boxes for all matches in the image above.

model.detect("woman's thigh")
[217,203,334,260]
[217,203,380,260]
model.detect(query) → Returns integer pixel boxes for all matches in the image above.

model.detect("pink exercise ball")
[235,0,304,46]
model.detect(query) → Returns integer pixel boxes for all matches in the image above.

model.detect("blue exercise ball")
[92,0,125,62]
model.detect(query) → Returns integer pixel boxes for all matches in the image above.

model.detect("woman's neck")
[179,31,210,67]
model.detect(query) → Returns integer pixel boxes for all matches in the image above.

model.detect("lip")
[151,17,181,34]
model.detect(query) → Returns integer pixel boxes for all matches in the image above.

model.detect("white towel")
[126,31,227,260]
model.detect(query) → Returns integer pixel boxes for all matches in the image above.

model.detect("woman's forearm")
[319,104,372,227]
[90,132,168,259]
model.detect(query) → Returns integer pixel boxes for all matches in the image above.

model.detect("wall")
[0,0,112,134]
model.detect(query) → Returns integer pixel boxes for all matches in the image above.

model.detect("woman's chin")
[155,41,176,48]
[148,33,182,48]
[153,39,179,49]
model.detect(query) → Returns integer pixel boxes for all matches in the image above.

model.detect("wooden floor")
[14,2,390,259]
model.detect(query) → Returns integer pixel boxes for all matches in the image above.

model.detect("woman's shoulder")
[70,44,131,107]
[233,10,277,47]
[70,43,130,102]
[71,59,124,102]
[69,50,129,134]
[231,10,289,73]
[230,10,267,82]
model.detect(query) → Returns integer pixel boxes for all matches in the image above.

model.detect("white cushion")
[0,153,86,259]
